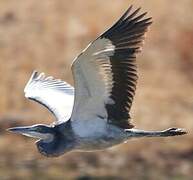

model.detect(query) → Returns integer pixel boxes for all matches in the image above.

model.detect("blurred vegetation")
[0,0,193,179]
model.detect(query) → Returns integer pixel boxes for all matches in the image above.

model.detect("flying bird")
[8,6,187,157]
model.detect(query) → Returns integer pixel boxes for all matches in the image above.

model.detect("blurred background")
[0,0,193,179]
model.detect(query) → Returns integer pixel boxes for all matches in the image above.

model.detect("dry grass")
[0,0,193,179]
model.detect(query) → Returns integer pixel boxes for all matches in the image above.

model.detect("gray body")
[33,121,185,157]
[35,121,129,157]
[8,6,187,157]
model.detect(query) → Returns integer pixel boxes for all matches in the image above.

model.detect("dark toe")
[166,128,187,136]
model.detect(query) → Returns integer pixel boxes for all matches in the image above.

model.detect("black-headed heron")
[8,6,187,157]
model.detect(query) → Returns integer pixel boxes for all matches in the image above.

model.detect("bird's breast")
[71,118,107,138]
[71,118,128,151]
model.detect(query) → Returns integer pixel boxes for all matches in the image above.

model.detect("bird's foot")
[163,127,187,136]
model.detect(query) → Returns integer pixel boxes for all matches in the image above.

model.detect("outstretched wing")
[71,6,152,129]
[24,71,74,123]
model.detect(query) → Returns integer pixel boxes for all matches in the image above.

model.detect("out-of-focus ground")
[0,0,193,179]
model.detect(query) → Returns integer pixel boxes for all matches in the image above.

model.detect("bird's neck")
[36,122,75,157]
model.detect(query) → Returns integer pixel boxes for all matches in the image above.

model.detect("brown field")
[0,0,193,179]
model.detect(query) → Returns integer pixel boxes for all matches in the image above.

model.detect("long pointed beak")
[7,126,41,139]
[8,126,33,134]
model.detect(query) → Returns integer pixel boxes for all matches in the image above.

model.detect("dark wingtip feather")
[119,5,133,22]
[125,7,142,21]
[101,6,152,39]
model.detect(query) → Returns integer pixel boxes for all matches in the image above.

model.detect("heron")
[8,6,187,157]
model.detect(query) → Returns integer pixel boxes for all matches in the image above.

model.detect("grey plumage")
[8,6,187,157]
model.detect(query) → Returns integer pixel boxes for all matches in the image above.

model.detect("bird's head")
[8,124,73,157]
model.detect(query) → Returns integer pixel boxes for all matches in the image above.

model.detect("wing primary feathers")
[119,5,133,22]
[101,6,152,39]
[100,6,152,129]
